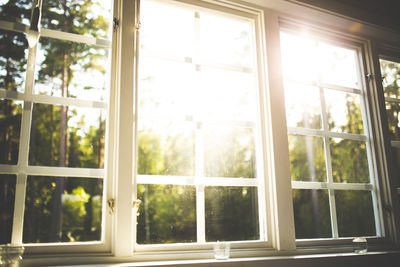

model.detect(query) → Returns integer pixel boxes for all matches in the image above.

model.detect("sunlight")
[280,32,360,131]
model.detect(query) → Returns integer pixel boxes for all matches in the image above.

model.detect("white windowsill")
[22,250,400,267]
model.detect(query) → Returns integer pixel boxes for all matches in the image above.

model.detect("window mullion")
[319,85,339,238]
[10,37,38,244]
[113,0,137,257]
[263,11,295,250]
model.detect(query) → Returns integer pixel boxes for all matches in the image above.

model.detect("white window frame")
[279,22,384,243]
[374,46,400,245]
[0,0,399,264]
[0,0,114,254]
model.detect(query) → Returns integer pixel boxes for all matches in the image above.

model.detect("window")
[280,31,382,239]
[379,57,400,198]
[0,0,399,263]
[0,0,113,246]
[135,0,266,245]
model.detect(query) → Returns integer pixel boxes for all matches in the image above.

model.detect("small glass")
[353,237,368,254]
[213,241,230,260]
[0,244,25,267]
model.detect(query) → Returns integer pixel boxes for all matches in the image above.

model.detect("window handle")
[133,199,142,216]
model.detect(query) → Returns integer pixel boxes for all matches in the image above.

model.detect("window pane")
[41,0,112,39]
[29,103,105,168]
[35,37,110,102]
[0,175,16,244]
[140,0,194,58]
[318,43,359,89]
[23,176,103,243]
[198,66,258,122]
[205,186,259,241]
[385,101,400,141]
[137,184,196,244]
[330,138,369,183]
[0,29,28,93]
[292,189,331,239]
[280,32,318,83]
[380,59,400,99]
[335,190,376,237]
[204,126,256,178]
[0,99,22,164]
[325,89,364,134]
[288,135,326,182]
[199,13,254,68]
[284,82,321,129]
[392,148,400,186]
[0,0,31,25]
[138,58,196,120]
[137,121,195,176]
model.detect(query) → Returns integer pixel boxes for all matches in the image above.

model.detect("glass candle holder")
[0,244,25,267]
[352,237,368,254]
[213,241,230,260]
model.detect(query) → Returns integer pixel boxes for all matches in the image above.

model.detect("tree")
[22,0,109,242]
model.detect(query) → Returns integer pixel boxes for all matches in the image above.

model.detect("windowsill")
[22,248,400,266]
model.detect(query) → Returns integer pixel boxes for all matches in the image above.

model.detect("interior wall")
[288,0,400,32]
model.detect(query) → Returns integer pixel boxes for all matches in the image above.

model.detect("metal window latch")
[135,21,141,31]
[366,73,373,80]
[133,199,141,216]
[107,198,115,215]
[113,17,119,31]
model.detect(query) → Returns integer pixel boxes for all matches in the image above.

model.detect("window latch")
[133,199,141,216]
[366,73,373,80]
[113,17,120,31]
[107,198,115,215]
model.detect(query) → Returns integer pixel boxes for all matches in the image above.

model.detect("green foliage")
[205,187,259,241]
[381,60,400,141]
[290,85,374,238]
[23,177,103,243]
[137,184,196,244]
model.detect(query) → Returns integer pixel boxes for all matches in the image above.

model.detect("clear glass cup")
[0,245,25,267]
[213,241,230,260]
[353,237,368,254]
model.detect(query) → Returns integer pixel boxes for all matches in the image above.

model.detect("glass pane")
[317,43,359,88]
[138,58,196,120]
[280,32,318,83]
[35,37,110,102]
[292,189,331,239]
[0,99,22,164]
[23,176,103,243]
[140,0,194,58]
[137,184,196,244]
[392,148,400,186]
[0,175,16,244]
[288,135,326,182]
[205,186,259,241]
[335,190,376,237]
[197,66,258,122]
[29,103,106,168]
[385,101,400,141]
[380,59,400,99]
[204,126,256,178]
[325,89,364,134]
[41,0,112,39]
[284,82,322,129]
[0,29,28,93]
[0,0,31,25]
[330,138,369,183]
[137,121,194,176]
[199,13,254,68]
